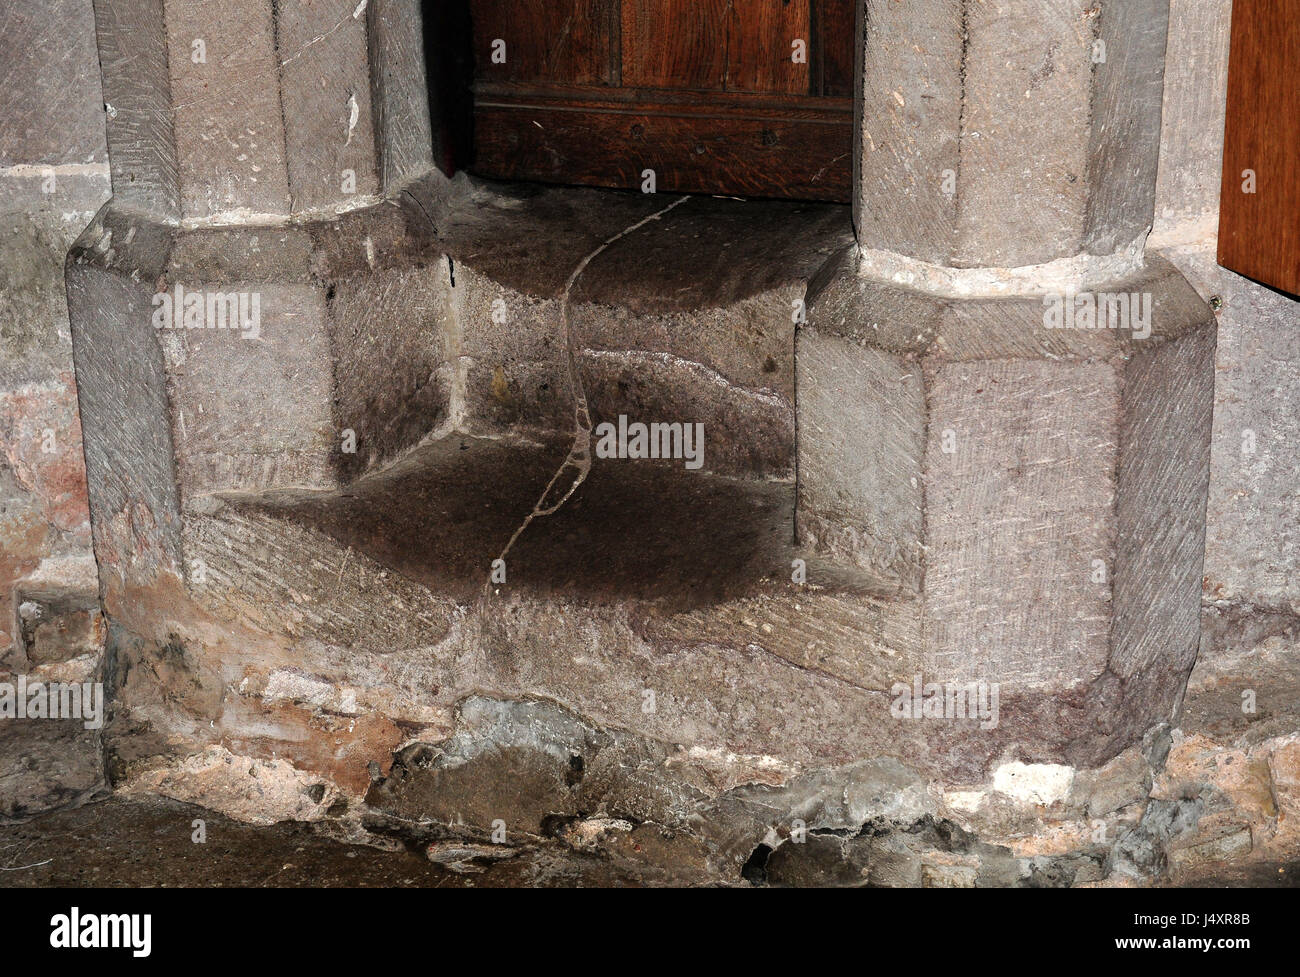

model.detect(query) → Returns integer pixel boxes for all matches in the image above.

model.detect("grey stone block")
[0,0,107,168]
[165,0,290,219]
[1160,244,1300,612]
[1153,0,1233,236]
[69,210,339,504]
[369,0,436,190]
[0,185,108,388]
[277,0,380,210]
[89,0,434,221]
[796,332,925,591]
[65,212,184,586]
[65,179,464,509]
[857,0,1170,267]
[449,188,850,478]
[92,0,180,218]
[798,249,1216,760]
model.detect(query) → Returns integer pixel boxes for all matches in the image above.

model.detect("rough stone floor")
[0,796,1294,888]
[0,796,653,887]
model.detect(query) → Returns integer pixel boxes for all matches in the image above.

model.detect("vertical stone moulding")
[73,0,441,500]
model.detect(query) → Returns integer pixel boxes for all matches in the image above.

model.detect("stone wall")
[1144,0,1300,879]
[1153,0,1300,629]
[0,0,111,818]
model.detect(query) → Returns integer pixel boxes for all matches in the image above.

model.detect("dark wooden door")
[1218,0,1300,297]
[462,0,856,201]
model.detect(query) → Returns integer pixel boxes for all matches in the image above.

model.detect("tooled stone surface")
[856,0,1170,268]
[66,175,849,502]
[1,0,113,822]
[90,0,431,221]
[797,246,1216,765]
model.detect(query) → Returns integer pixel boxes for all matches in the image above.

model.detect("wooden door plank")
[815,0,856,96]
[472,0,617,86]
[472,95,852,200]
[726,0,812,94]
[621,0,730,89]
[475,80,852,116]
[468,0,856,201]
[1218,0,1300,296]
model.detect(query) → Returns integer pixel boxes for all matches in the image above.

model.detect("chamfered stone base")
[798,247,1217,766]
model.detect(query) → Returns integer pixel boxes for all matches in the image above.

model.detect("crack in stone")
[483,195,691,593]
[278,4,364,69]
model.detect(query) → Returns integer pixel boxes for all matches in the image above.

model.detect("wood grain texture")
[1218,0,1300,296]
[725,0,811,94]
[620,0,729,89]
[472,0,617,85]
[815,0,856,96]
[473,94,852,200]
[468,0,855,200]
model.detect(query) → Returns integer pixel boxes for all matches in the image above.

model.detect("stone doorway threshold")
[227,433,890,612]
[218,174,870,612]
